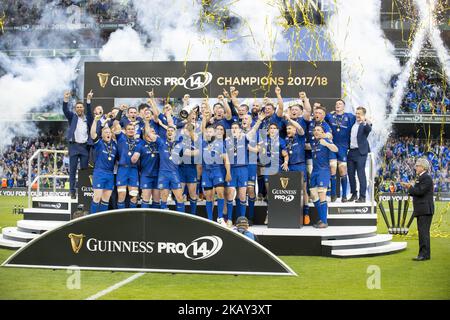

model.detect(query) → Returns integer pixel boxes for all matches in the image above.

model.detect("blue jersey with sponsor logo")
[202,139,226,170]
[120,117,146,139]
[225,135,250,167]
[284,134,306,164]
[325,112,356,148]
[259,136,287,168]
[311,138,333,171]
[93,139,118,173]
[138,140,159,177]
[307,119,332,144]
[116,132,143,167]
[155,137,182,172]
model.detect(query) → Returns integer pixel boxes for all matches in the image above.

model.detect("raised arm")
[90,114,102,140]
[62,91,73,120]
[275,86,284,118]
[246,112,266,140]
[218,94,232,121]
[146,89,160,119]
[299,91,311,121]
[320,138,338,152]
[285,114,305,136]
[86,89,94,125]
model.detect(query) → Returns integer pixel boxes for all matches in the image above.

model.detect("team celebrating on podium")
[63,86,372,229]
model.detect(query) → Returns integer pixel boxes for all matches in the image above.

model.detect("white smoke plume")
[0,0,100,153]
[101,0,286,62]
[326,0,400,155]
[0,53,80,151]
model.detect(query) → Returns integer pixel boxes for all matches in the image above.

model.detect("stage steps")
[0,234,26,249]
[331,242,407,257]
[0,196,407,258]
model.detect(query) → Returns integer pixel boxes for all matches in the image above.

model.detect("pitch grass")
[0,196,448,300]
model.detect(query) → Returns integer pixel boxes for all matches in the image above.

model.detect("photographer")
[233,216,257,241]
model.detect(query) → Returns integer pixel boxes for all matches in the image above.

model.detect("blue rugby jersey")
[325,112,356,148]
[93,139,118,173]
[116,132,142,167]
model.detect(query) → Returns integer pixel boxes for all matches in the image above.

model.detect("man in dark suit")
[63,90,94,199]
[401,158,434,261]
[347,106,371,203]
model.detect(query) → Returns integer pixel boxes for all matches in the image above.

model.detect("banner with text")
[84,61,340,101]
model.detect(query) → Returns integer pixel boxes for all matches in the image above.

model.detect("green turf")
[0,196,448,300]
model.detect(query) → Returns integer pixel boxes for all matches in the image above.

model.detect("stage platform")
[0,196,407,258]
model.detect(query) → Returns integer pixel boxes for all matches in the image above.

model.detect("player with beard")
[258,123,289,224]
[240,113,264,223]
[133,112,161,209]
[224,115,263,224]
[144,125,186,212]
[325,99,356,202]
[308,126,338,228]
[112,119,143,209]
[201,112,232,224]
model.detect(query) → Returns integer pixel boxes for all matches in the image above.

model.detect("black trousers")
[347,149,367,198]
[416,215,433,258]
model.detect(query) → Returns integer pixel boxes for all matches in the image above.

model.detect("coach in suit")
[347,106,371,203]
[63,90,94,198]
[401,158,434,261]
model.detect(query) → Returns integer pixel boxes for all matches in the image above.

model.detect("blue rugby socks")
[226,200,234,221]
[341,175,348,198]
[98,201,109,212]
[319,201,328,224]
[331,175,337,197]
[239,200,247,217]
[248,197,255,220]
[90,201,99,214]
[206,201,213,220]
[217,198,224,219]
[189,198,197,215]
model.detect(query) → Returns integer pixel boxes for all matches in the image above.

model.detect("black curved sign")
[3,209,296,276]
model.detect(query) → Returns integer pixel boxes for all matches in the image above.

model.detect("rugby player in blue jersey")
[200,109,232,224]
[325,99,356,202]
[112,117,143,209]
[134,112,161,209]
[258,122,289,224]
[224,113,264,224]
[276,88,312,224]
[145,124,186,213]
[308,126,338,228]
[241,113,264,224]
[89,114,118,213]
[178,119,201,215]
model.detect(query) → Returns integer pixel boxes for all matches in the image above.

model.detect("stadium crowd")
[1,0,135,26]
[0,133,68,189]
[378,135,450,192]
[398,70,449,114]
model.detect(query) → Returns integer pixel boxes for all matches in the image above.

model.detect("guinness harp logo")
[280,177,289,189]
[97,73,110,88]
[68,233,85,254]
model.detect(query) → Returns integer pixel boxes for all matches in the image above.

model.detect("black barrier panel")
[3,209,296,276]
[78,168,94,210]
[84,61,340,102]
[267,172,303,229]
